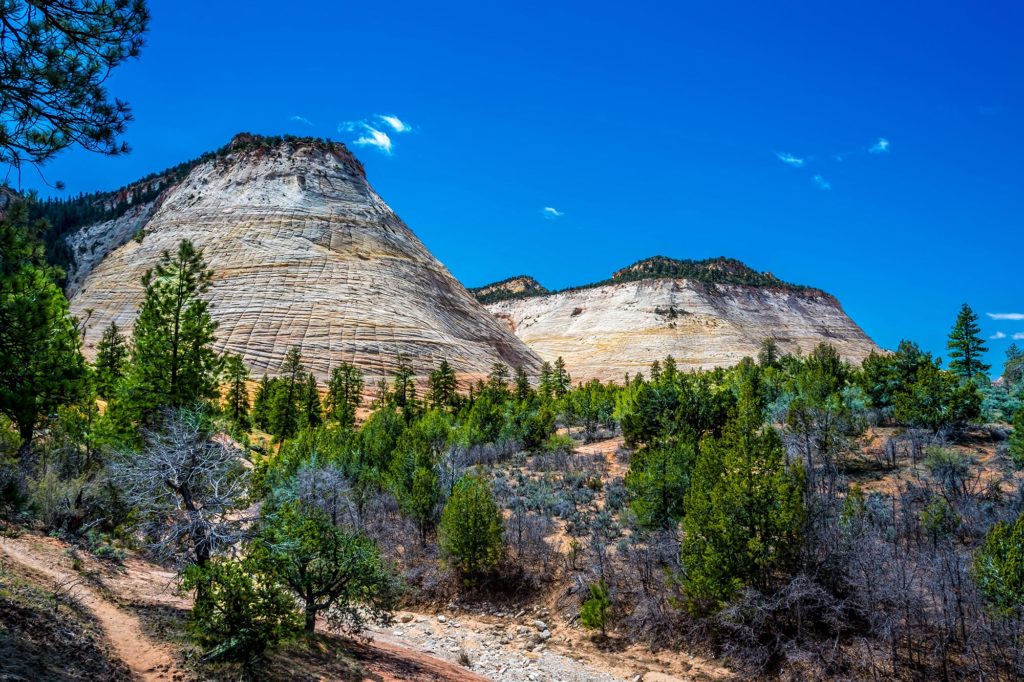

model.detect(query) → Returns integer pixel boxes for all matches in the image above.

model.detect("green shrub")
[973,514,1024,616]
[438,474,504,579]
[579,581,612,636]
[924,447,971,497]
[1009,406,1024,468]
[182,556,301,660]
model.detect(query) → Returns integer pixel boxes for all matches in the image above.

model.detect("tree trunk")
[305,604,317,632]
[17,421,34,472]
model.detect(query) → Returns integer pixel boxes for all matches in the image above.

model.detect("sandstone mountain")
[478,256,879,381]
[60,134,541,381]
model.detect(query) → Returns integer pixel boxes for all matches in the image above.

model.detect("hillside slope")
[65,134,540,381]
[482,258,878,381]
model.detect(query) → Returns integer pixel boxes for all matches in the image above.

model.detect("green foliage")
[181,555,301,660]
[1010,405,1024,468]
[427,359,459,410]
[0,0,149,171]
[0,202,88,457]
[947,303,990,382]
[256,501,402,633]
[564,379,617,439]
[115,239,219,424]
[221,354,250,430]
[859,341,935,413]
[455,392,504,447]
[920,497,961,543]
[924,447,971,497]
[973,513,1024,616]
[268,347,305,441]
[624,441,695,530]
[893,361,981,432]
[251,375,273,431]
[615,357,732,449]
[326,362,363,428]
[1004,343,1024,389]
[680,371,805,612]
[93,321,129,400]
[579,581,612,635]
[298,372,322,431]
[439,474,504,578]
[388,353,417,414]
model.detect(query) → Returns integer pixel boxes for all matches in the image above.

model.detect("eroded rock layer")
[485,278,879,382]
[69,136,541,381]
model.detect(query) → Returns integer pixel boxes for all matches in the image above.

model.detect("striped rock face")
[68,138,540,382]
[485,278,879,382]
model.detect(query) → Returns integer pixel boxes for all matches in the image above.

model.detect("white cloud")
[353,126,393,154]
[813,175,831,190]
[377,114,412,133]
[541,207,564,219]
[290,115,313,126]
[776,152,805,167]
[869,137,890,154]
[991,331,1007,340]
[987,312,1024,321]
[1014,332,1024,340]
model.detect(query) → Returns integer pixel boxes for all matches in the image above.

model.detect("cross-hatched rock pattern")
[486,278,879,382]
[68,137,541,381]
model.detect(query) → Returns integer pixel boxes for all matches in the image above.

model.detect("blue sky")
[24,1,1024,374]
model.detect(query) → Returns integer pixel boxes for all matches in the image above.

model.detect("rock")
[68,135,541,383]
[538,630,551,641]
[437,615,447,623]
[483,263,878,381]
[533,620,548,631]
[399,613,414,623]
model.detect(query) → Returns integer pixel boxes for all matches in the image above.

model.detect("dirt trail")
[0,534,182,681]
[0,532,488,681]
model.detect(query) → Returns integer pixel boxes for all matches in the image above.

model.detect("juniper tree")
[487,361,510,398]
[390,353,416,413]
[118,240,219,423]
[0,0,149,173]
[255,501,402,633]
[552,356,571,397]
[947,303,990,382]
[1004,343,1024,389]
[538,361,554,401]
[0,202,87,461]
[93,320,129,399]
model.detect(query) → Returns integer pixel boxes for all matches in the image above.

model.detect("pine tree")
[94,320,129,399]
[487,361,510,398]
[390,353,417,415]
[298,372,322,430]
[1004,343,1024,389]
[553,357,571,397]
[222,354,250,429]
[0,202,88,460]
[252,375,273,431]
[326,362,363,428]
[0,1,149,170]
[427,359,458,410]
[538,361,555,401]
[119,240,219,422]
[514,366,532,401]
[269,347,304,441]
[947,303,990,382]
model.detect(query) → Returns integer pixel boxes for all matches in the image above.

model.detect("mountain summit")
[479,257,878,381]
[64,134,540,380]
